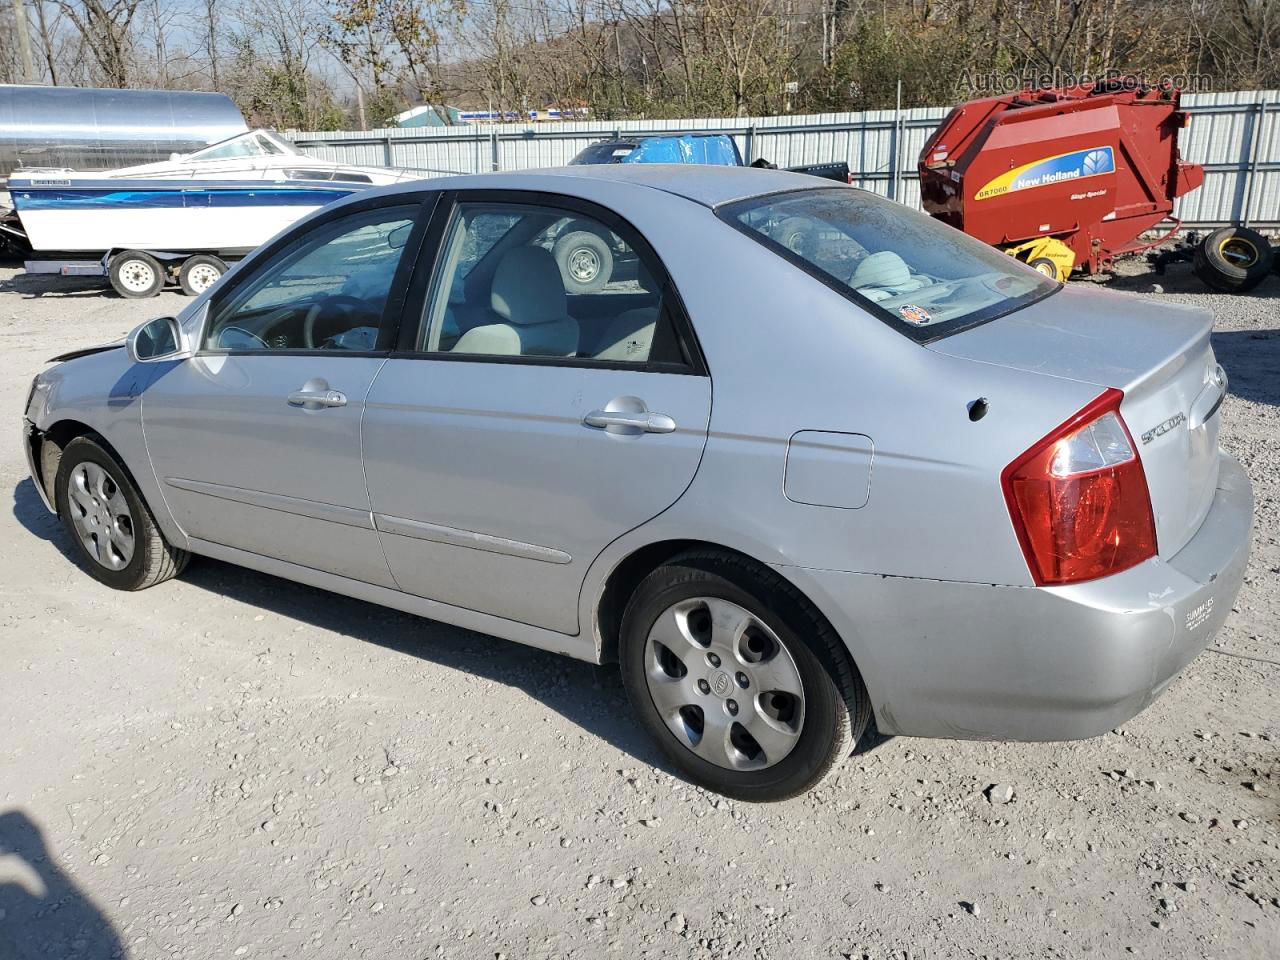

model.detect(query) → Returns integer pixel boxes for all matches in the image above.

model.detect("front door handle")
[583,402,676,435]
[287,388,347,408]
[583,410,676,433]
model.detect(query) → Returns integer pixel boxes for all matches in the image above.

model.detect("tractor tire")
[1193,226,1274,293]
[1028,257,1060,280]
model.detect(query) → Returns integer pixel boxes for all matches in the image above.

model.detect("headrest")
[851,251,911,290]
[491,246,567,326]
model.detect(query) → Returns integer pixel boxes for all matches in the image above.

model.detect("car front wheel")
[54,436,189,590]
[619,552,870,802]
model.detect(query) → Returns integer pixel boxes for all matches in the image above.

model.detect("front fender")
[29,350,188,548]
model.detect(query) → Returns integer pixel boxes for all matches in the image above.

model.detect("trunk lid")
[930,285,1223,559]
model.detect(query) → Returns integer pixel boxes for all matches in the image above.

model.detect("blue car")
[570,132,850,182]
[570,132,746,167]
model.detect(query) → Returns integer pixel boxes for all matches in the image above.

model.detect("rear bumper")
[783,451,1253,741]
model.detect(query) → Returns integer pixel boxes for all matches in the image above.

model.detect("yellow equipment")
[1004,237,1075,282]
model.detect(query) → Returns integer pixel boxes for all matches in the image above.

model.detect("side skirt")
[188,538,598,663]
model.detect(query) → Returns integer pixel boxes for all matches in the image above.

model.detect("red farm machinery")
[919,83,1276,292]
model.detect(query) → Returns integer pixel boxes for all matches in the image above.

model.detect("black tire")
[553,230,614,293]
[1193,226,1274,293]
[178,254,227,296]
[108,250,165,299]
[54,436,189,590]
[1028,256,1060,280]
[618,551,871,802]
[1272,243,1280,276]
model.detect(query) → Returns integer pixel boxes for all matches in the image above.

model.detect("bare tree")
[32,0,64,83]
[52,0,144,87]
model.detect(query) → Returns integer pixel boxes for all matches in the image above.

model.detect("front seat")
[453,246,579,357]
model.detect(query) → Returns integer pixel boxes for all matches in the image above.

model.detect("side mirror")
[388,222,413,249]
[127,315,189,363]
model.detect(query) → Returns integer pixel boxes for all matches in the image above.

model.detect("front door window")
[205,208,417,353]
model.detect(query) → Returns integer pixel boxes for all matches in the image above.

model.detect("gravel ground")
[0,258,1276,960]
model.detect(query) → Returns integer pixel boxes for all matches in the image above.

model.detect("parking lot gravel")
[1,259,1276,960]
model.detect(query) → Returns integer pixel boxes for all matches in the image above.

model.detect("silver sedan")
[22,166,1253,801]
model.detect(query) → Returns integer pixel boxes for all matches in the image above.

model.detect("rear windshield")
[720,188,1058,342]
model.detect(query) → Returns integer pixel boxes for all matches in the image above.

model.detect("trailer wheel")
[178,255,226,296]
[109,251,165,299]
[1193,226,1274,293]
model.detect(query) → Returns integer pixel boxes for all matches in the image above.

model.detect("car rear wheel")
[54,436,189,590]
[619,552,870,802]
[1193,226,1274,292]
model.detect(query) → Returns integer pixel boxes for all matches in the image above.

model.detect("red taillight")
[1002,389,1157,586]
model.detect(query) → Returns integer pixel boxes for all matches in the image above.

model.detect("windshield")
[570,142,639,165]
[720,188,1058,342]
[190,131,299,162]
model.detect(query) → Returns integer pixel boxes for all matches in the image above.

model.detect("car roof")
[614,132,732,140]
[383,163,831,210]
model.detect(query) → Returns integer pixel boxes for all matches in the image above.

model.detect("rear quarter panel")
[583,187,1104,579]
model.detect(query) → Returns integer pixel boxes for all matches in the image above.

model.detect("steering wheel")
[302,294,375,348]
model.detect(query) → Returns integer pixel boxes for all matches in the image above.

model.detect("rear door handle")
[287,389,347,408]
[583,410,676,434]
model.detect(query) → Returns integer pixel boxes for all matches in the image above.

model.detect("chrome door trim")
[373,512,572,564]
[164,477,374,529]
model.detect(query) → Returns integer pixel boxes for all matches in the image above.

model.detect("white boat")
[7,129,418,254]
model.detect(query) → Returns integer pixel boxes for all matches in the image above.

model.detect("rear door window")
[721,188,1058,342]
[419,199,691,367]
